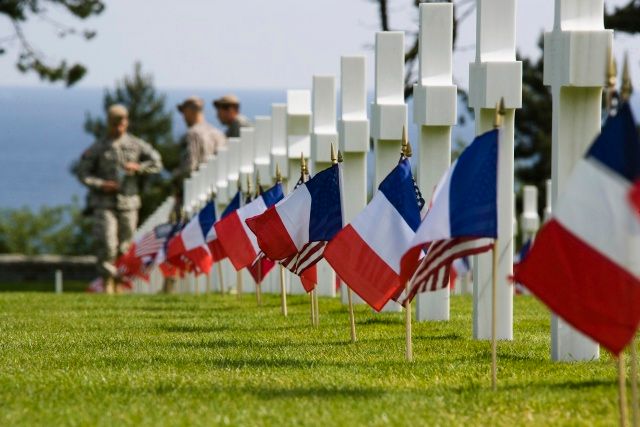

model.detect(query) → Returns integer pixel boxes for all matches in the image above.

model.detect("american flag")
[404,237,493,303]
[278,170,326,280]
[281,241,326,275]
[135,223,173,258]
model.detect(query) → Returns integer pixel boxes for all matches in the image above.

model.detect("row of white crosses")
[136,0,614,362]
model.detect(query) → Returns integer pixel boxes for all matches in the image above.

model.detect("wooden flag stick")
[630,337,639,427]
[313,286,320,326]
[279,265,288,316]
[347,287,357,343]
[217,263,224,295]
[255,261,262,306]
[310,289,316,326]
[236,270,243,300]
[491,239,498,391]
[405,281,413,362]
[206,273,212,294]
[195,274,200,295]
[620,353,629,427]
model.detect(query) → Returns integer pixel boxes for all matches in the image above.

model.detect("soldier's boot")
[105,277,116,295]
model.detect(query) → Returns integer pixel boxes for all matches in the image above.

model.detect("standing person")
[75,104,163,294]
[212,94,251,137]
[174,96,225,185]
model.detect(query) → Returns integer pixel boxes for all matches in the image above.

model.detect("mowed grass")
[0,292,630,426]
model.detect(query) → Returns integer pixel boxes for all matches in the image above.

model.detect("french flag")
[324,159,422,311]
[245,164,343,287]
[206,191,241,263]
[514,102,640,355]
[400,129,498,302]
[166,201,216,275]
[215,183,284,270]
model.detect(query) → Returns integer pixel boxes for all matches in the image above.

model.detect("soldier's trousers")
[93,208,138,279]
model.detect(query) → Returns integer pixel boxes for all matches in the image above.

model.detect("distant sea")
[0,86,480,210]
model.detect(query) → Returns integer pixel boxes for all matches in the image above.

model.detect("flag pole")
[620,353,629,427]
[491,240,498,391]
[405,281,412,362]
[279,265,288,316]
[630,336,639,427]
[333,144,356,343]
[347,287,357,343]
[401,127,413,362]
[256,261,262,307]
[310,289,316,327]
[491,99,505,391]
[275,164,288,317]
[217,263,224,295]
[313,286,320,326]
[236,271,242,300]
[299,153,315,326]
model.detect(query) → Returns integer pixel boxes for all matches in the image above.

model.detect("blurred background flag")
[215,183,284,270]
[246,164,342,293]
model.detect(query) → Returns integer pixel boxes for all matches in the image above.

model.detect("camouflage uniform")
[225,114,251,138]
[76,133,163,278]
[175,121,225,182]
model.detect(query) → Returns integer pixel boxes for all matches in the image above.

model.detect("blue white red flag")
[246,164,343,292]
[323,159,422,311]
[514,102,640,355]
[215,183,284,270]
[166,201,216,275]
[206,191,241,262]
[400,129,499,303]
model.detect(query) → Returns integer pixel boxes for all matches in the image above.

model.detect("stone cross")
[338,55,369,306]
[226,137,241,200]
[412,2,457,322]
[544,0,611,361]
[271,103,288,183]
[286,90,312,194]
[216,145,230,206]
[469,0,522,341]
[311,75,338,297]
[520,185,540,240]
[372,31,408,312]
[254,116,272,186]
[240,127,255,193]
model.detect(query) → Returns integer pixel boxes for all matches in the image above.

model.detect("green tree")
[82,62,178,223]
[0,198,93,255]
[0,0,105,86]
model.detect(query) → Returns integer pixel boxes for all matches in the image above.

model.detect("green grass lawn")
[0,292,631,426]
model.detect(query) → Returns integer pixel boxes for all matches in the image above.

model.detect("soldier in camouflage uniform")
[75,104,163,294]
[174,96,225,185]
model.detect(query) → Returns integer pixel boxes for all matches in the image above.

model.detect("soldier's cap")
[108,104,129,121]
[213,94,240,108]
[177,96,204,112]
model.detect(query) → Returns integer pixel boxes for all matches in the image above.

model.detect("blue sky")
[0,0,637,90]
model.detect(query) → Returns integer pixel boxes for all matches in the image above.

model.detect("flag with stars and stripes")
[400,129,499,304]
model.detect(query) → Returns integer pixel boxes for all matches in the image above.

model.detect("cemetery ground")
[0,291,629,426]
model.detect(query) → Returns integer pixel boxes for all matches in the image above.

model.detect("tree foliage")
[0,0,104,86]
[372,0,640,220]
[0,198,93,255]
[83,63,179,223]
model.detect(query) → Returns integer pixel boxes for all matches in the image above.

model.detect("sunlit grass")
[0,292,628,426]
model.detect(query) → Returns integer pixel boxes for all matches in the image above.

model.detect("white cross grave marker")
[469,0,522,340]
[413,2,457,322]
[311,75,338,298]
[372,31,408,313]
[338,55,369,306]
[544,0,612,361]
